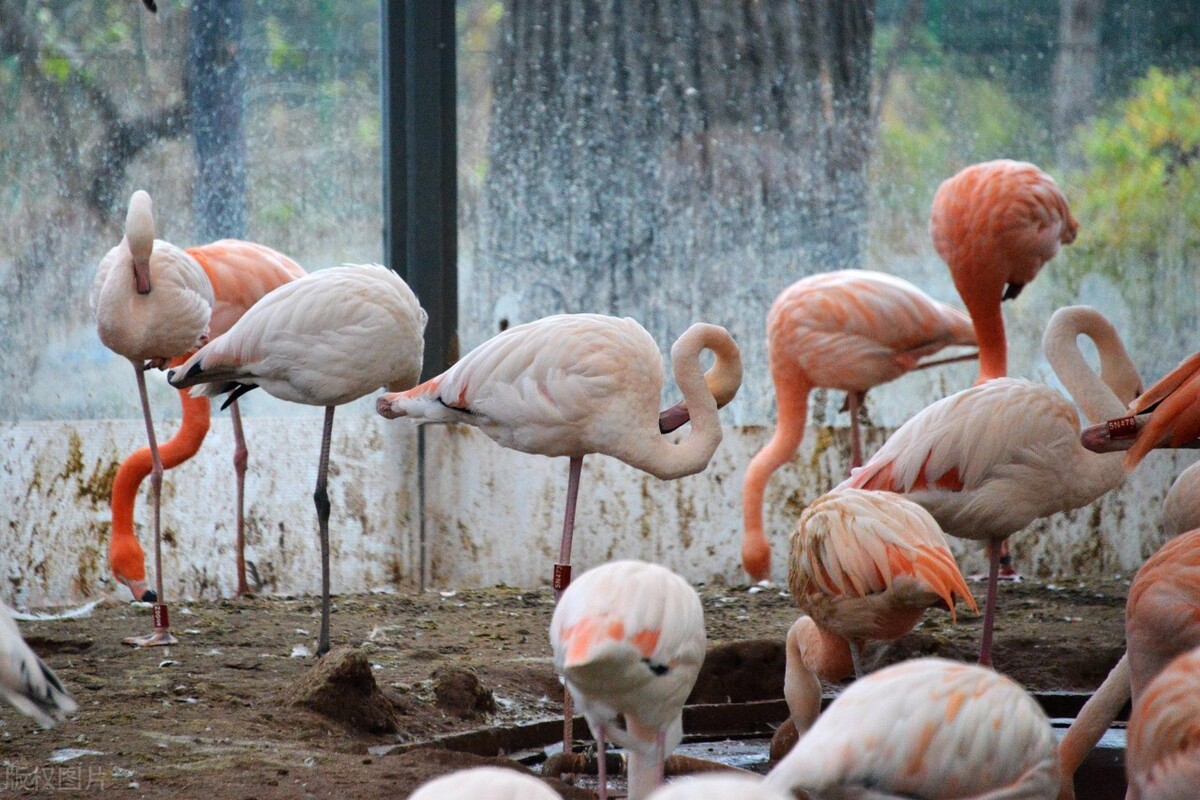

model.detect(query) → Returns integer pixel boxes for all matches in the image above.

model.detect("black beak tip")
[140,589,157,603]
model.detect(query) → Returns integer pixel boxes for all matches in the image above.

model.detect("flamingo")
[1058,496,1200,799]
[549,560,706,800]
[91,190,213,646]
[930,159,1079,383]
[768,488,978,758]
[741,270,978,581]
[764,657,1061,799]
[1126,646,1200,800]
[376,314,742,597]
[109,240,305,615]
[167,264,426,655]
[646,774,791,800]
[407,766,560,800]
[0,604,77,728]
[841,305,1141,666]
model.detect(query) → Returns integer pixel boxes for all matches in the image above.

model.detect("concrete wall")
[2,416,1195,607]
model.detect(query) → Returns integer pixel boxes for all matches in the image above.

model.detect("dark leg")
[314,406,335,657]
[125,361,177,647]
[230,400,250,597]
[847,391,865,470]
[556,456,584,751]
[978,537,1003,667]
[596,724,607,800]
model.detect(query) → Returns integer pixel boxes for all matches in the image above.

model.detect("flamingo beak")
[133,259,152,295]
[658,402,690,434]
[122,577,157,603]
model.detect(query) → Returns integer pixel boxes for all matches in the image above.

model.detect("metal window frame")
[382,0,458,382]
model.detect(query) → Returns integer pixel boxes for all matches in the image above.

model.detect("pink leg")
[596,724,607,800]
[125,361,177,647]
[556,456,584,751]
[315,406,336,657]
[655,728,667,788]
[978,537,1003,667]
[847,391,865,470]
[230,400,250,597]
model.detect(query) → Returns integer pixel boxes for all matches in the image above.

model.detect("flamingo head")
[742,539,771,583]
[118,575,157,603]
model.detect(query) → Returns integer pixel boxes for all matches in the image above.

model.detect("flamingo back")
[550,560,705,749]
[169,264,425,407]
[186,240,306,337]
[407,766,560,800]
[765,657,1060,799]
[788,488,977,626]
[0,604,77,729]
[1127,646,1200,800]
[1126,529,1200,700]
[768,270,975,393]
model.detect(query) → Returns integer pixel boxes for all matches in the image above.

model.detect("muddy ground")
[10,575,1127,798]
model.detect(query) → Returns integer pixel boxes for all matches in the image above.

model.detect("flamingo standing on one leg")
[931,159,1079,384]
[1126,645,1200,800]
[764,657,1061,798]
[1057,469,1200,799]
[769,487,976,759]
[740,270,978,580]
[408,766,560,800]
[550,560,706,800]
[841,306,1141,666]
[109,241,305,609]
[376,314,740,749]
[0,603,77,728]
[168,264,426,656]
[91,190,213,647]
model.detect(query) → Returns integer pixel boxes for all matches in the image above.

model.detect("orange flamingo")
[741,270,977,581]
[1057,478,1200,799]
[770,488,976,759]
[108,241,305,621]
[765,657,1061,798]
[931,159,1079,383]
[842,306,1141,666]
[1126,646,1200,800]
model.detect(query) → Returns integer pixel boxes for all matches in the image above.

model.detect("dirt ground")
[10,575,1128,798]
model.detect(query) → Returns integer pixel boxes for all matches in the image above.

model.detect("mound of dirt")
[434,666,497,718]
[281,645,398,733]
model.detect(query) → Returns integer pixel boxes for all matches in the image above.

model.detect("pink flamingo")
[770,487,976,759]
[1126,645,1200,800]
[931,159,1079,383]
[168,264,426,655]
[765,657,1061,798]
[408,766,560,800]
[108,240,305,618]
[91,190,213,646]
[646,774,790,800]
[741,270,977,581]
[842,305,1141,666]
[550,560,706,800]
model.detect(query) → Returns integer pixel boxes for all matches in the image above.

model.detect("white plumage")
[765,657,1060,799]
[550,560,706,800]
[0,604,76,729]
[646,774,792,800]
[407,766,560,800]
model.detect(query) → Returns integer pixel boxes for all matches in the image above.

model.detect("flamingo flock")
[2,153,1187,799]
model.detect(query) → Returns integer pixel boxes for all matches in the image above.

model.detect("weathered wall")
[2,417,1194,607]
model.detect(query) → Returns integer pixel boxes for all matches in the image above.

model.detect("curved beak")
[133,259,151,295]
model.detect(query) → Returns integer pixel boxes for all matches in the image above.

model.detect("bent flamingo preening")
[109,240,305,611]
[91,190,213,646]
[842,306,1141,666]
[740,270,977,581]
[168,264,426,656]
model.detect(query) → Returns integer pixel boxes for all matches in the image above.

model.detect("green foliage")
[1070,68,1200,279]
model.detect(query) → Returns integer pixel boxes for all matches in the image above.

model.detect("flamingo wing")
[766,658,1060,799]
[0,605,77,728]
[1127,646,1200,800]
[1125,530,1200,699]
[1118,352,1200,470]
[186,240,307,337]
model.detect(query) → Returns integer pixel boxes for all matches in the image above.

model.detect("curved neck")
[624,324,742,480]
[784,618,851,737]
[125,191,156,265]
[1042,306,1141,424]
[1057,653,1129,796]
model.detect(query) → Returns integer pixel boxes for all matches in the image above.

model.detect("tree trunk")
[1052,0,1101,152]
[189,0,247,240]
[471,0,875,418]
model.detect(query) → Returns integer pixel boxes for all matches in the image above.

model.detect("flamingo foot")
[123,628,178,647]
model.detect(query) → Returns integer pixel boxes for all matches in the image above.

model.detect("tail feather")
[2,651,77,729]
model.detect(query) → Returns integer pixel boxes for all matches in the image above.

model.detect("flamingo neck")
[965,296,1008,382]
[1042,306,1141,424]
[784,617,851,737]
[125,190,156,266]
[742,375,812,581]
[622,323,742,481]
[1057,653,1130,789]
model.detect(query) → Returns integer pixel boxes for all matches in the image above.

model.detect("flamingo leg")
[978,537,1003,667]
[556,455,585,751]
[847,391,865,469]
[314,406,335,657]
[229,399,250,597]
[124,361,177,647]
[596,723,608,800]
[655,728,667,788]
